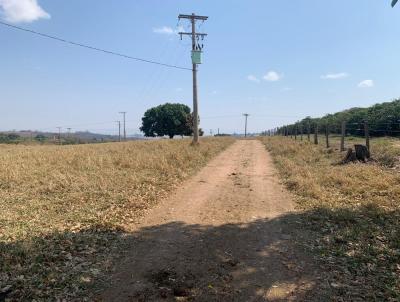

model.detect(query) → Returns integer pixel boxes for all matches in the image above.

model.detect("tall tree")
[140,103,193,139]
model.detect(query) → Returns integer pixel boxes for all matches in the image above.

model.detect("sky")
[1,0,400,135]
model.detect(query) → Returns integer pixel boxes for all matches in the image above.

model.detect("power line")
[0,21,192,71]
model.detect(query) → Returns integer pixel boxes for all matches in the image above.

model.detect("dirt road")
[99,140,319,301]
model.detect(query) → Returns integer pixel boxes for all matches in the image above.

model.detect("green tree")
[140,103,193,139]
[35,134,47,142]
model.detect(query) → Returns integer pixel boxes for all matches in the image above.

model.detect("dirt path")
[98,140,319,301]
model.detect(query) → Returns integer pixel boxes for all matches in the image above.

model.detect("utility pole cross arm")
[178,14,208,20]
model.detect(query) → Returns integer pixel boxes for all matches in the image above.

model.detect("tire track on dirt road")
[98,140,320,301]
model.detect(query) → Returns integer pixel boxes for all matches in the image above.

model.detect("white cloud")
[153,26,183,35]
[263,71,283,82]
[247,75,260,83]
[321,72,349,80]
[0,0,50,23]
[358,80,374,88]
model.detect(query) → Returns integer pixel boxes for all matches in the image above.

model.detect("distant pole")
[307,121,311,141]
[218,128,220,136]
[364,121,370,151]
[67,128,71,138]
[116,121,121,142]
[119,112,126,141]
[57,127,62,145]
[243,114,249,137]
[179,13,208,144]
[314,124,319,145]
[295,125,298,140]
[341,121,346,152]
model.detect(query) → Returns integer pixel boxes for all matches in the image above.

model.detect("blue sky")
[0,0,399,135]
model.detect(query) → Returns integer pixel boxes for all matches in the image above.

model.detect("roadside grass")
[293,135,400,168]
[0,137,234,300]
[260,137,400,301]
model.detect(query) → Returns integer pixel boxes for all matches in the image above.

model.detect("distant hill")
[0,130,144,144]
[278,99,400,137]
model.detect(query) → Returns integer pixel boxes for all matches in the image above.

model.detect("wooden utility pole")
[341,121,346,152]
[243,114,249,137]
[119,112,127,141]
[57,127,62,145]
[116,121,121,142]
[179,13,208,144]
[364,121,370,151]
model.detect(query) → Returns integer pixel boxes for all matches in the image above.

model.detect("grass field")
[261,136,400,301]
[0,138,234,300]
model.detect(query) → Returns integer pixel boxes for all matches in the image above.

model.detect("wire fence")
[263,120,400,152]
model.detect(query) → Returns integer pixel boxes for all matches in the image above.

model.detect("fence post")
[300,124,303,141]
[325,123,330,148]
[314,124,319,145]
[307,121,311,141]
[295,125,298,140]
[364,121,370,151]
[341,121,346,152]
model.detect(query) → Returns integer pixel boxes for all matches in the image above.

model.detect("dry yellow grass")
[260,137,400,301]
[0,137,234,300]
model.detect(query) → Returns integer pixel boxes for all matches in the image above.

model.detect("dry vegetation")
[261,136,400,301]
[0,137,234,300]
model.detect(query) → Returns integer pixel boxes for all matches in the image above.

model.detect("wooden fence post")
[341,121,346,152]
[314,124,319,145]
[325,124,330,148]
[300,124,303,141]
[364,121,370,151]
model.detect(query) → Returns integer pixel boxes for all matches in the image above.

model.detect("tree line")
[277,99,400,137]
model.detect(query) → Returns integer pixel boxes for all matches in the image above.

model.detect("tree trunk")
[354,144,370,162]
[341,144,371,164]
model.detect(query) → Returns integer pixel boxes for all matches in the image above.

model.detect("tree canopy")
[277,99,400,137]
[140,103,193,139]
